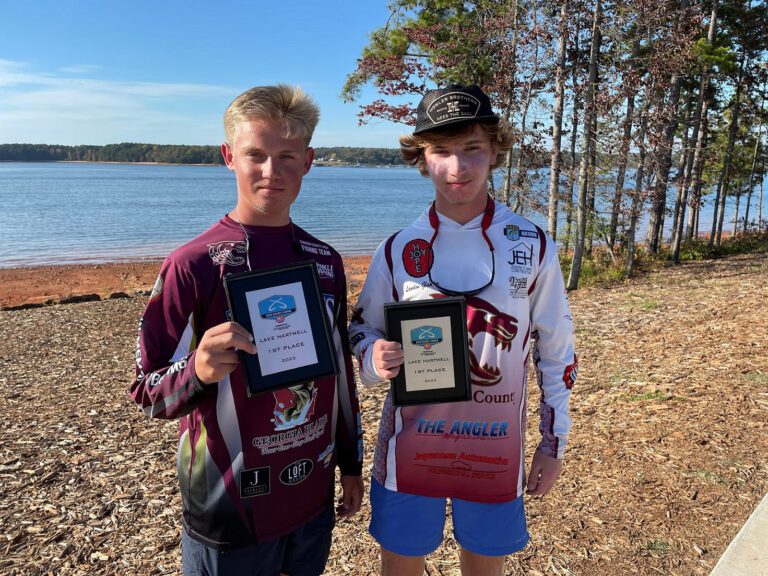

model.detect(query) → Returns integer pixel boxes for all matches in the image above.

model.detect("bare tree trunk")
[670,89,694,254]
[732,189,741,235]
[512,4,542,215]
[563,16,583,253]
[500,2,519,206]
[609,89,636,250]
[685,0,718,242]
[567,0,601,290]
[759,157,764,233]
[647,0,691,254]
[547,0,568,240]
[627,110,649,277]
[586,112,598,257]
[712,54,747,247]
[743,87,764,232]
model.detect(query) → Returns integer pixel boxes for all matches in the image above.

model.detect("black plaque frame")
[384,297,471,406]
[223,261,338,396]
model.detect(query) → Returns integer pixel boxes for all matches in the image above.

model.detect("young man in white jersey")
[349,84,577,576]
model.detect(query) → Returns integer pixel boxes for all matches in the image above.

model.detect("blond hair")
[400,120,513,176]
[223,84,320,146]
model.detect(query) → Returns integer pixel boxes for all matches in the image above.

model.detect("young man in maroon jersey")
[132,84,363,576]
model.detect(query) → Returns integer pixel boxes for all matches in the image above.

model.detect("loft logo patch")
[240,466,270,498]
[280,459,313,486]
[403,239,432,278]
[411,325,443,350]
[258,295,297,323]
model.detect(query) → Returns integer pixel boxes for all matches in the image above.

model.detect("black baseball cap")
[413,83,499,135]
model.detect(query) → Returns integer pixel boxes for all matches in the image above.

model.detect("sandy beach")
[0,256,373,310]
[1,252,767,575]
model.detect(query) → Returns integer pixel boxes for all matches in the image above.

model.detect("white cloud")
[0,60,233,145]
[57,64,102,75]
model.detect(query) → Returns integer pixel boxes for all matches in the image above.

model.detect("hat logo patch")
[426,92,481,125]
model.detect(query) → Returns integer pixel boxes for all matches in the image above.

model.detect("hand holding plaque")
[384,297,471,406]
[223,262,338,396]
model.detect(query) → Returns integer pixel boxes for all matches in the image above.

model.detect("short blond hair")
[223,84,320,146]
[400,120,513,176]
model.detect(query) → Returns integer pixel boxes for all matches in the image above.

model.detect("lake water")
[0,162,764,268]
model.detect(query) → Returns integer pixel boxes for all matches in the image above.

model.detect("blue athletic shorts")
[369,478,529,557]
[181,499,334,576]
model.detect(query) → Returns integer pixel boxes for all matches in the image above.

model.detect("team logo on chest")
[402,239,433,278]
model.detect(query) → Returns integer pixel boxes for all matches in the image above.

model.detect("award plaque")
[223,261,338,396]
[384,297,471,406]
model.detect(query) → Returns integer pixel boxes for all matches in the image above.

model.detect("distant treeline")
[0,143,405,166]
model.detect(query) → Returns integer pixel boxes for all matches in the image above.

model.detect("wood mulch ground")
[0,253,766,575]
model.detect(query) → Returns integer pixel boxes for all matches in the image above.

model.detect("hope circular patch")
[402,239,433,278]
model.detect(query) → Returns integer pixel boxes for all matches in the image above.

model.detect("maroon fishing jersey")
[131,216,362,548]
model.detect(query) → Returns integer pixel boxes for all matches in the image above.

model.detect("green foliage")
[678,239,719,261]
[0,144,404,166]
[742,372,768,386]
[0,143,223,164]
[623,390,673,402]
[646,540,671,557]
[559,232,768,291]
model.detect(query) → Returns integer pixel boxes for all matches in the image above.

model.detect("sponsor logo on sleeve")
[240,466,271,498]
[563,356,578,389]
[148,276,164,302]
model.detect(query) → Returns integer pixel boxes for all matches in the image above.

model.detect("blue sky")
[0,0,414,148]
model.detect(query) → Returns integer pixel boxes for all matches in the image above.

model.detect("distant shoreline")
[0,159,409,168]
[0,255,373,309]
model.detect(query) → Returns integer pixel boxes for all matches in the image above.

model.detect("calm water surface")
[0,162,764,268]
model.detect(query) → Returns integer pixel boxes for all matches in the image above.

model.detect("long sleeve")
[529,237,577,459]
[348,246,394,386]
[131,257,208,419]
[333,268,364,476]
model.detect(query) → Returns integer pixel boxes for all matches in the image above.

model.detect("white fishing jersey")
[349,199,577,503]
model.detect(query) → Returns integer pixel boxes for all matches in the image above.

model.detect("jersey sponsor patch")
[240,466,271,498]
[272,382,317,430]
[148,275,163,302]
[316,263,334,279]
[507,242,534,274]
[508,275,528,298]
[402,239,432,278]
[280,458,313,486]
[207,240,247,266]
[563,355,578,389]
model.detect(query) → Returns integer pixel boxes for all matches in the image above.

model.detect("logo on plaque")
[258,295,297,324]
[410,326,443,350]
